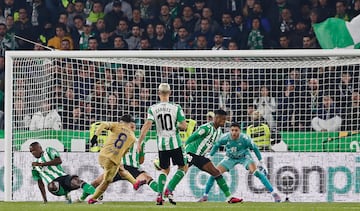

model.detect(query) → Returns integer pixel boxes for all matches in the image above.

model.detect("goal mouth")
[3,50,360,202]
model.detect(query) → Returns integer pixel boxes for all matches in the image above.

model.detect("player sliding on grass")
[198,122,281,202]
[165,109,243,204]
[30,142,96,203]
[89,139,158,198]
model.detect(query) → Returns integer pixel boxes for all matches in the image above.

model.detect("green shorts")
[218,154,254,171]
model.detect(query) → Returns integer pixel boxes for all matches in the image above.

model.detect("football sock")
[167,169,185,191]
[254,170,274,192]
[204,176,215,195]
[215,175,231,197]
[158,172,167,194]
[148,179,158,192]
[81,182,96,195]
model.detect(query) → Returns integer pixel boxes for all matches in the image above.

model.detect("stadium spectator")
[13,98,31,130]
[113,35,128,49]
[63,106,87,130]
[67,1,87,28]
[194,7,219,34]
[13,7,37,49]
[126,24,141,49]
[289,20,310,48]
[151,22,172,49]
[278,34,291,49]
[341,91,360,131]
[311,94,342,132]
[98,30,112,50]
[253,86,277,129]
[193,0,206,19]
[246,2,271,34]
[60,38,72,50]
[316,0,335,22]
[192,18,214,47]
[171,17,183,41]
[114,18,131,39]
[83,102,97,127]
[227,39,239,50]
[89,80,107,112]
[29,100,62,131]
[112,67,128,96]
[144,22,155,40]
[87,1,105,25]
[302,34,317,49]
[103,68,114,93]
[139,36,152,49]
[157,4,173,32]
[92,18,106,38]
[335,71,358,109]
[211,32,226,50]
[350,0,360,19]
[219,12,241,47]
[70,15,85,49]
[173,26,191,49]
[104,0,125,34]
[103,94,122,122]
[129,8,146,31]
[122,81,135,111]
[47,23,74,50]
[247,17,269,49]
[181,5,197,34]
[87,36,99,50]
[138,0,157,22]
[217,80,235,116]
[193,34,208,49]
[104,0,133,20]
[166,0,180,19]
[79,24,94,50]
[334,0,350,21]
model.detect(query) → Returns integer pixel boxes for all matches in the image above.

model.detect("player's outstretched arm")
[137,120,152,153]
[37,179,47,203]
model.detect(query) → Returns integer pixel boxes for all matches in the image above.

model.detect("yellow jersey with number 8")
[95,122,136,165]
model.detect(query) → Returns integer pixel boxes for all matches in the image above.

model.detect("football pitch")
[1,202,360,211]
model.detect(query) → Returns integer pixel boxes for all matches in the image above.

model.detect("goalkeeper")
[198,122,281,203]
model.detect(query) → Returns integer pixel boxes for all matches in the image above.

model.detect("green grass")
[1,202,360,211]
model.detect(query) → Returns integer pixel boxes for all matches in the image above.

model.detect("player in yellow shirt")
[88,114,139,204]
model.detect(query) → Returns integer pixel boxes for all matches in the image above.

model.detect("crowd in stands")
[0,0,360,132]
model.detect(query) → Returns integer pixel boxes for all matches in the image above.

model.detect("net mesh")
[6,53,360,202]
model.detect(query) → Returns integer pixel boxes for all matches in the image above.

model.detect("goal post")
[3,50,360,202]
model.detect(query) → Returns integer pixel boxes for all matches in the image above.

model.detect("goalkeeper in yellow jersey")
[87,114,142,204]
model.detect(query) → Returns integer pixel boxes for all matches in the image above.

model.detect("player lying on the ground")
[89,139,158,198]
[164,109,243,204]
[198,122,281,202]
[30,142,95,203]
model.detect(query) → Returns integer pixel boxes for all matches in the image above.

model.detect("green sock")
[79,191,89,201]
[149,180,158,192]
[167,169,185,191]
[81,183,96,195]
[158,172,167,193]
[215,175,231,197]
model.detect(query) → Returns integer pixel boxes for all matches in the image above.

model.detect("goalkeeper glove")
[90,135,98,147]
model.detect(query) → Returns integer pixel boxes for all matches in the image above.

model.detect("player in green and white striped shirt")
[185,110,243,204]
[30,142,95,203]
[137,83,187,205]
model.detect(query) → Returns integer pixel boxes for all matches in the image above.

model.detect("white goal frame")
[4,49,360,202]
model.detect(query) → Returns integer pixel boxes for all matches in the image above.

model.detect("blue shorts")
[218,154,254,171]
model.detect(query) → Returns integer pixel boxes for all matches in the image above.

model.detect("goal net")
[3,50,360,202]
